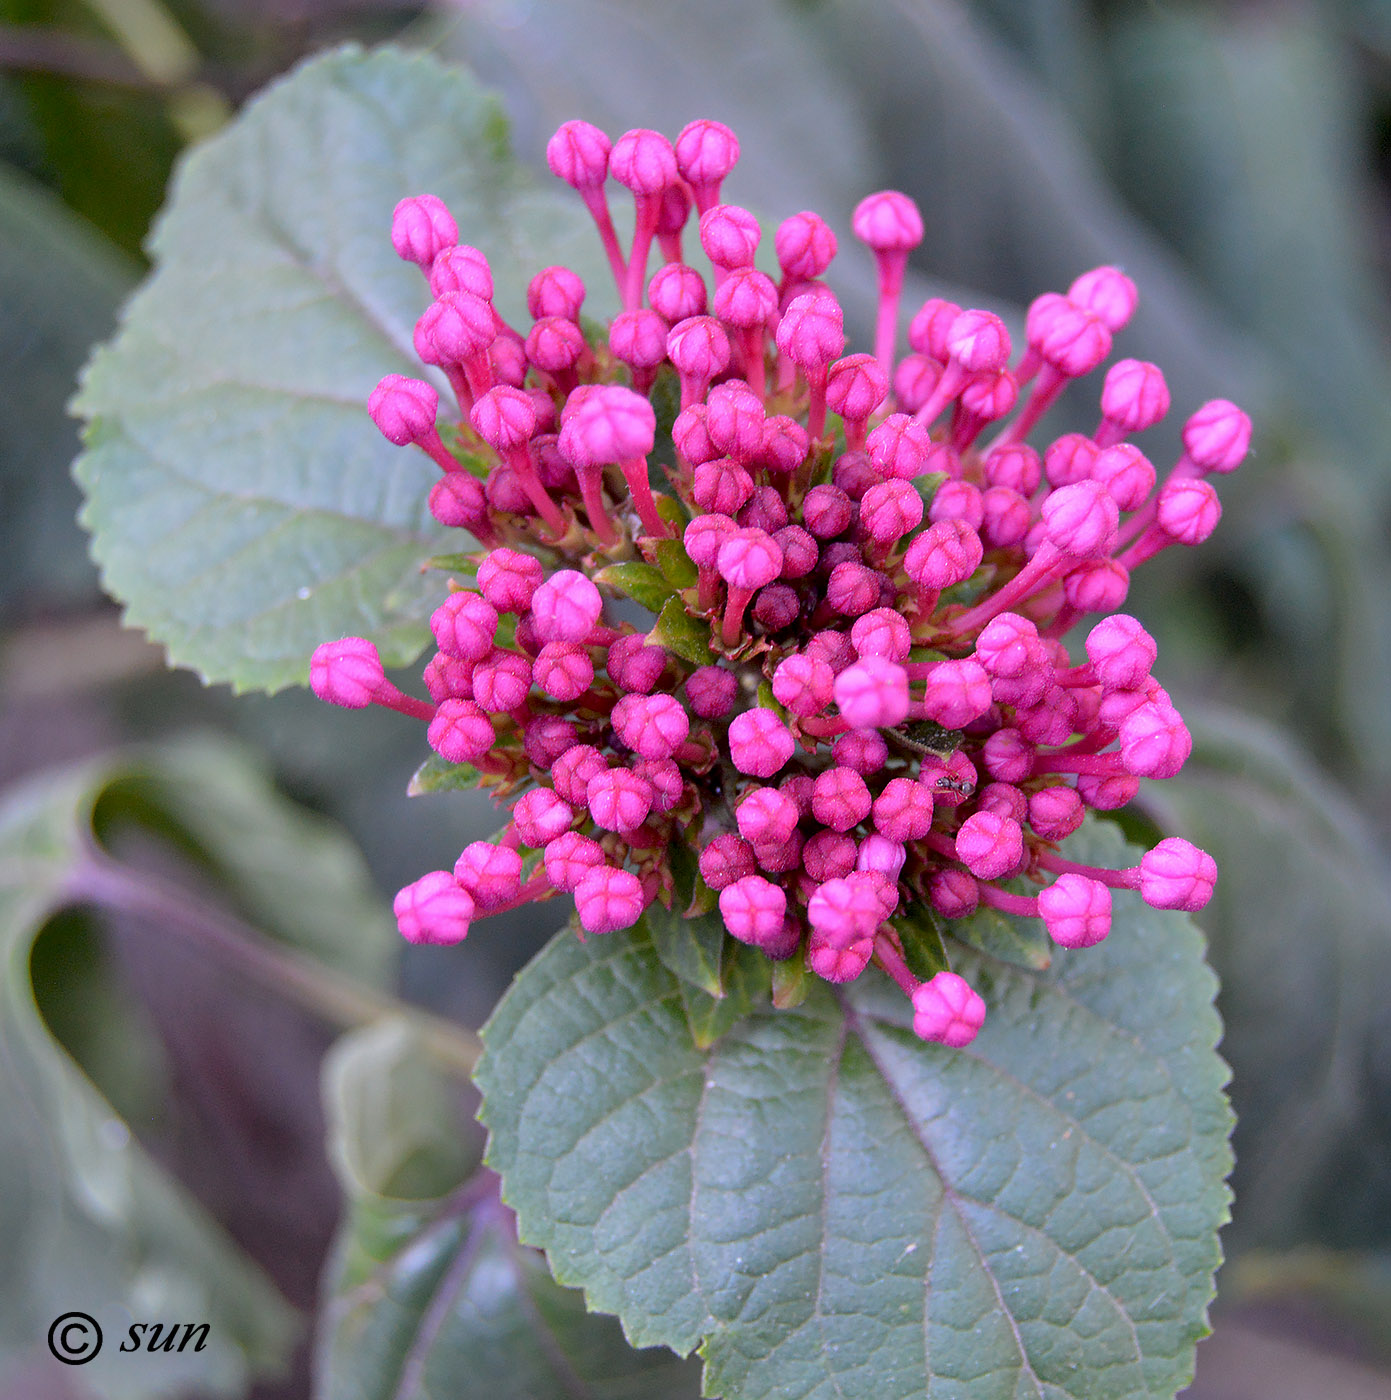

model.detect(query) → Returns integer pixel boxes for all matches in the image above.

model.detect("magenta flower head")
[912,972,987,1047]
[369,374,439,445]
[394,872,474,945]
[326,116,1242,1035]
[1068,265,1139,332]
[1039,873,1112,949]
[391,194,457,266]
[575,866,646,935]
[1183,399,1252,473]
[311,637,385,708]
[1139,837,1218,911]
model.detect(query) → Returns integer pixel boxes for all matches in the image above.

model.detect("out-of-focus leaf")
[479,819,1232,1400]
[1148,702,1391,1251]
[73,46,614,694]
[648,596,711,666]
[316,1021,700,1400]
[0,737,414,1394]
[594,562,676,613]
[0,161,134,615]
[407,754,486,797]
[643,900,725,998]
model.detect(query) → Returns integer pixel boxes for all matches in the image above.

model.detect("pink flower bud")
[686,665,738,719]
[391,195,457,266]
[612,693,690,759]
[1027,785,1084,840]
[693,458,755,514]
[773,653,835,716]
[427,291,495,363]
[311,637,385,708]
[826,561,881,617]
[775,292,846,370]
[567,384,656,463]
[648,263,708,322]
[921,751,978,808]
[426,698,493,763]
[720,874,788,947]
[717,527,783,589]
[1120,701,1191,778]
[533,641,594,702]
[756,419,810,481]
[429,473,487,529]
[1086,614,1157,692]
[850,608,912,662]
[975,613,1040,678]
[547,120,612,189]
[1091,444,1156,513]
[607,634,666,694]
[737,786,800,845]
[368,375,439,446]
[683,513,737,569]
[806,875,882,946]
[699,204,761,268]
[863,414,930,483]
[531,570,602,644]
[920,659,993,729]
[946,309,1011,373]
[675,118,740,186]
[893,354,941,412]
[978,782,1027,823]
[1139,837,1217,911]
[454,841,523,912]
[775,211,837,279]
[544,831,605,893]
[1039,873,1112,948]
[728,707,795,777]
[1033,299,1112,377]
[872,776,934,840]
[834,657,910,729]
[1041,479,1119,557]
[1076,772,1140,810]
[477,548,544,613]
[1183,399,1251,473]
[1100,359,1169,435]
[852,190,924,251]
[424,652,472,703]
[429,244,493,301]
[1157,477,1221,545]
[700,833,757,890]
[635,757,683,813]
[525,316,585,375]
[927,480,984,531]
[984,444,1043,495]
[976,487,1029,549]
[527,265,585,320]
[1044,433,1100,490]
[471,385,538,452]
[551,744,608,805]
[473,650,534,713]
[609,309,668,373]
[912,971,986,1047]
[431,592,498,662]
[904,519,984,589]
[1063,559,1130,613]
[928,869,979,919]
[608,128,677,195]
[833,728,889,774]
[960,369,1018,423]
[955,810,1024,879]
[808,629,857,674]
[587,768,653,832]
[802,483,853,538]
[706,381,767,460]
[907,297,960,359]
[524,716,578,768]
[575,866,646,934]
[856,834,906,882]
[739,486,790,535]
[826,353,889,423]
[798,830,851,882]
[714,265,778,331]
[1067,265,1138,332]
[394,871,473,945]
[811,766,872,832]
[979,729,1032,784]
[668,315,732,381]
[807,928,874,983]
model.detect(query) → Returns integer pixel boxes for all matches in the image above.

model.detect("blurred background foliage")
[3,0,1391,1396]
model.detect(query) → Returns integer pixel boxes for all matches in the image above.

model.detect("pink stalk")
[872,249,909,383]
[944,544,1067,636]
[988,363,1067,449]
[575,463,618,546]
[1035,848,1141,889]
[1115,525,1172,572]
[872,929,920,997]
[374,684,436,722]
[620,457,671,537]
[579,186,628,296]
[721,584,755,646]
[739,326,767,400]
[1030,750,1127,777]
[806,365,830,440]
[975,882,1039,918]
[501,443,568,537]
[625,194,663,312]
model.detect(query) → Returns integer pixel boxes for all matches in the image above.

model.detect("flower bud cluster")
[314,119,1247,1049]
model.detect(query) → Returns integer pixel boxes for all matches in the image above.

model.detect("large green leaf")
[316,1018,701,1400]
[1148,703,1391,1252]
[478,820,1232,1400]
[73,45,612,694]
[0,736,404,1395]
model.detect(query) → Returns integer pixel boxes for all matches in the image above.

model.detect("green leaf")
[73,46,614,694]
[652,539,699,588]
[676,941,770,1051]
[649,596,713,666]
[0,737,408,1394]
[478,818,1231,1400]
[1149,703,1391,1250]
[952,892,1054,972]
[408,754,487,797]
[595,562,678,613]
[644,901,726,998]
[317,1022,701,1400]
[889,901,951,981]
